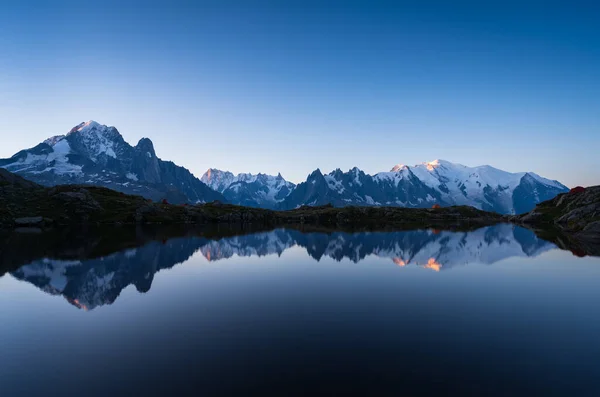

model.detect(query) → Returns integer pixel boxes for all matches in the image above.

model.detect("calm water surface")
[1,224,599,396]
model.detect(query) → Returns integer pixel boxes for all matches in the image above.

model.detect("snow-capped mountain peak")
[63,121,125,160]
[200,168,296,209]
[423,159,442,170]
[69,120,102,134]
[282,159,568,213]
[391,164,407,172]
[391,159,569,213]
[200,169,237,192]
[420,159,462,171]
[0,121,225,204]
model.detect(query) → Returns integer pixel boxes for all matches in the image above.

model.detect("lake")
[1,224,599,396]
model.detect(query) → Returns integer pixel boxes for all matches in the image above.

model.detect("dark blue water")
[1,224,599,396]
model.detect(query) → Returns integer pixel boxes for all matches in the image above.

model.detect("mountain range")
[1,121,569,214]
[280,160,568,214]
[201,169,295,209]
[11,225,555,310]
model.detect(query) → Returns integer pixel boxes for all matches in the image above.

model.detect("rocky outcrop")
[515,186,600,241]
[0,168,39,189]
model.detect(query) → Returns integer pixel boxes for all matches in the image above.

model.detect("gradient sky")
[1,1,598,187]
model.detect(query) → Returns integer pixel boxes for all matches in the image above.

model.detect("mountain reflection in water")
[3,223,600,397]
[8,224,555,310]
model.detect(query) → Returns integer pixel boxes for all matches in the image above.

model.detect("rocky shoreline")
[512,186,600,237]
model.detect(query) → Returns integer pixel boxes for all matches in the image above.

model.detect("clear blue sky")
[1,1,598,187]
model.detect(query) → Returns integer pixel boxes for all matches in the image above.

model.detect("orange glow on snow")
[393,257,407,266]
[422,258,442,272]
[424,159,441,171]
[72,299,89,311]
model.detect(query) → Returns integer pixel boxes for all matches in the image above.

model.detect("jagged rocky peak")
[330,168,344,178]
[203,168,235,180]
[200,169,236,192]
[136,137,156,157]
[62,121,126,161]
[41,120,117,148]
[204,168,220,178]
[201,168,296,209]
[204,168,221,177]
[0,120,226,204]
[308,168,324,178]
[350,166,365,179]
[68,120,120,137]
